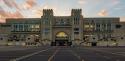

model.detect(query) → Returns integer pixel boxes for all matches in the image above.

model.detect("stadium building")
[0,9,125,46]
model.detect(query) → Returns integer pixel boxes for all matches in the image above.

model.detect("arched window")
[56,32,67,37]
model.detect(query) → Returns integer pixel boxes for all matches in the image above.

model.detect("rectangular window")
[107,23,111,31]
[13,24,19,31]
[74,28,79,31]
[43,19,50,25]
[116,24,122,29]
[74,18,79,25]
[19,24,23,31]
[74,32,79,34]
[96,24,100,31]
[43,28,50,35]
[24,24,28,31]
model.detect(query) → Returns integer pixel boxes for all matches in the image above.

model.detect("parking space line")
[10,47,53,61]
[72,47,112,60]
[85,48,125,57]
[48,48,59,61]
[93,51,111,60]
[116,52,125,54]
[69,49,85,61]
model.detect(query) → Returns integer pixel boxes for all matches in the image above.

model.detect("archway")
[56,32,68,38]
[51,31,72,46]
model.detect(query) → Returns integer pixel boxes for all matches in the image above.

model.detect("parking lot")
[0,46,125,61]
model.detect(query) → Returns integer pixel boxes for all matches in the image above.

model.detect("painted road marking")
[10,47,53,61]
[116,52,125,54]
[97,50,125,57]
[69,49,85,61]
[103,56,111,59]
[74,48,112,60]
[48,48,59,61]
[85,48,125,57]
[116,59,120,61]
[93,52,111,60]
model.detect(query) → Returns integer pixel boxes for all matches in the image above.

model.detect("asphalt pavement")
[0,46,125,61]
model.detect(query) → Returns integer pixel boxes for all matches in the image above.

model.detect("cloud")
[78,0,86,5]
[111,0,120,6]
[9,11,24,18]
[0,15,5,23]
[30,4,70,17]
[30,4,60,17]
[0,7,7,23]
[0,7,23,23]
[35,9,43,16]
[98,9,108,16]
[0,2,24,23]
[3,0,20,10]
[120,17,125,22]
[0,7,23,18]
[31,7,43,18]
[23,0,37,9]
[0,11,24,23]
[0,7,8,17]
[0,0,2,2]
[42,5,68,16]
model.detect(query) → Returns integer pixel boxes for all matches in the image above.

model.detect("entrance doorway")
[51,31,72,46]
[91,42,97,46]
[55,40,68,46]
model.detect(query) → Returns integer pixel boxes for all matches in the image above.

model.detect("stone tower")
[71,9,83,42]
[41,9,53,42]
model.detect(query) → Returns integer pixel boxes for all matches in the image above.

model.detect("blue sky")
[0,0,125,23]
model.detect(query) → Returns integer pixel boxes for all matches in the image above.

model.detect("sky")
[0,0,125,23]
